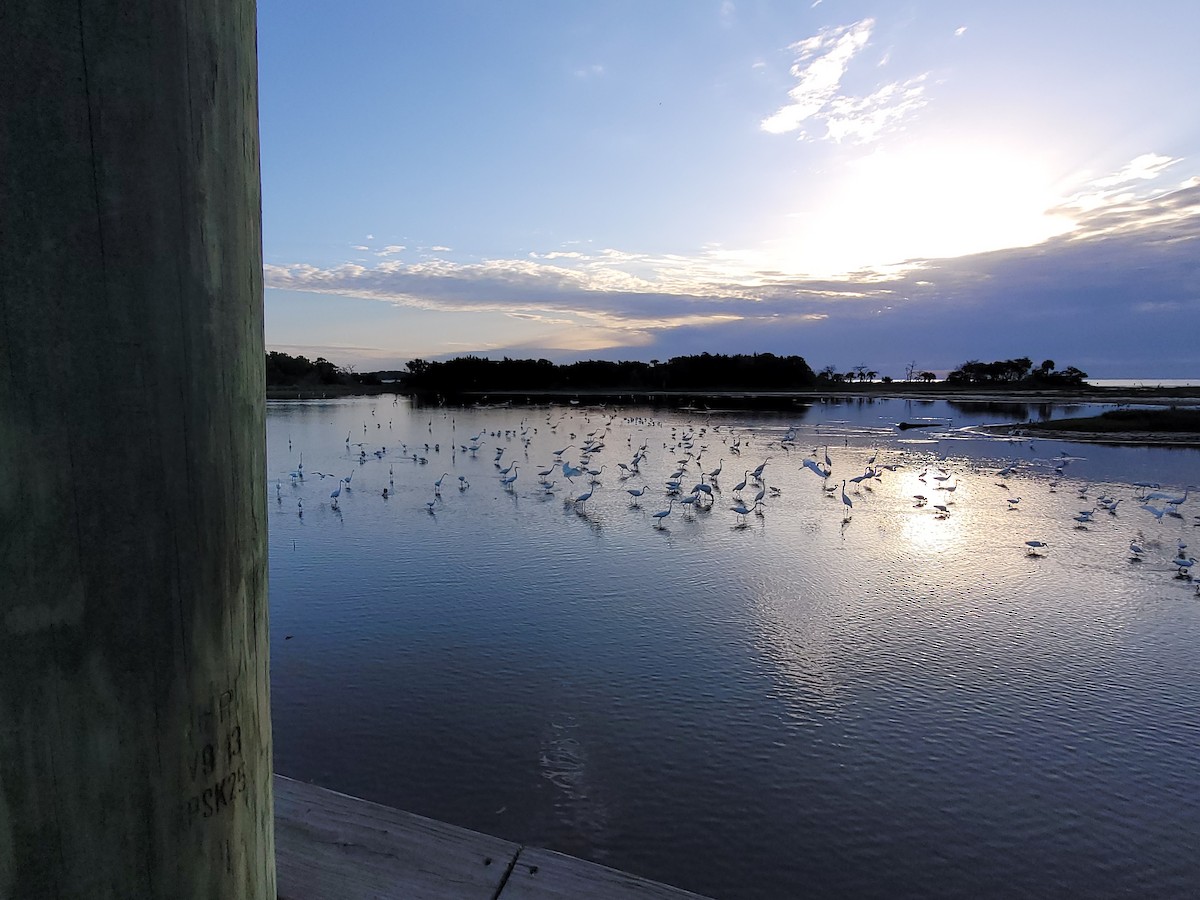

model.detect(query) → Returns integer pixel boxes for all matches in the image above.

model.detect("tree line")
[401,353,818,394]
[945,357,1087,387]
[267,350,1089,392]
[266,351,381,387]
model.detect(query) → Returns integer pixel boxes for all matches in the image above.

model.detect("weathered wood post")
[0,1,274,897]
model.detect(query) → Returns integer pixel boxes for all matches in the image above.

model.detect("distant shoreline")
[267,382,1200,406]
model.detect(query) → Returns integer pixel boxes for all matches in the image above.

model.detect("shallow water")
[268,396,1200,899]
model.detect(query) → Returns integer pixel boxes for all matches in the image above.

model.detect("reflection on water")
[268,395,1200,900]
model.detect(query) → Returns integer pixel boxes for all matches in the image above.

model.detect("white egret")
[500,465,520,489]
[840,481,852,517]
[731,500,762,524]
[652,499,677,527]
[1025,540,1048,555]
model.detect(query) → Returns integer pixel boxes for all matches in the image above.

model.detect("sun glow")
[775,140,1076,276]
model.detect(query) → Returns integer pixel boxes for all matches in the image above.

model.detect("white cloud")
[761,19,926,144]
[761,20,875,135]
[376,245,406,257]
[1091,153,1179,188]
[1053,153,1190,232]
[954,26,967,37]
[573,64,606,79]
[822,76,928,143]
[266,177,1198,369]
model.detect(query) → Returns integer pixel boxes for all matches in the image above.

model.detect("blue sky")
[258,1,1199,378]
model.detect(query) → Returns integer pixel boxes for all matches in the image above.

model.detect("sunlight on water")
[267,395,1200,900]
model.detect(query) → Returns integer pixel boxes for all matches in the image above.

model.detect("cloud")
[1091,152,1178,188]
[266,175,1200,376]
[822,76,928,143]
[573,64,606,79]
[376,245,406,257]
[761,19,875,135]
[761,19,927,143]
[954,26,967,37]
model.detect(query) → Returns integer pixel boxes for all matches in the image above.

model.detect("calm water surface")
[268,396,1200,899]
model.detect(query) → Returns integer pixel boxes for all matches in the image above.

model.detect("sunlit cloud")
[267,174,1199,374]
[1050,154,1196,239]
[573,64,606,79]
[761,19,875,136]
[1091,152,1178,188]
[376,244,406,257]
[761,19,928,144]
[822,76,928,143]
[954,26,967,37]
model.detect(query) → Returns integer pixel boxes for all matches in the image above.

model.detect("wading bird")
[652,499,677,528]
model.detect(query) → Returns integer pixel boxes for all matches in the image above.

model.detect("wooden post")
[0,1,274,897]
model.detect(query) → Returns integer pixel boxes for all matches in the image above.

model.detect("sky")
[257,1,1200,379]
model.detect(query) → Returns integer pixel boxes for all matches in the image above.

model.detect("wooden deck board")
[274,775,716,900]
[501,846,712,900]
[274,775,519,900]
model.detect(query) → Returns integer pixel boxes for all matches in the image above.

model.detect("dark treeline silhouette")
[946,357,1088,387]
[401,353,817,395]
[266,351,381,387]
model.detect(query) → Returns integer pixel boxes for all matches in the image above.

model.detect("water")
[268,396,1200,899]
[1088,379,1200,388]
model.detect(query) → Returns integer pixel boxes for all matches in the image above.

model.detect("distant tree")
[866,370,878,382]
[880,375,893,384]
[919,371,937,383]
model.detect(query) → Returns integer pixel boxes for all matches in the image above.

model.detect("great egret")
[573,484,595,507]
[1025,540,1048,553]
[731,500,761,524]
[652,499,677,527]
[500,465,519,489]
[840,481,852,516]
[801,458,828,479]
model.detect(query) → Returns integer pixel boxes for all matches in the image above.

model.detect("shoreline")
[268,384,1200,405]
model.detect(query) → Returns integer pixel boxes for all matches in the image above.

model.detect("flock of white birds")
[276,402,1199,592]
